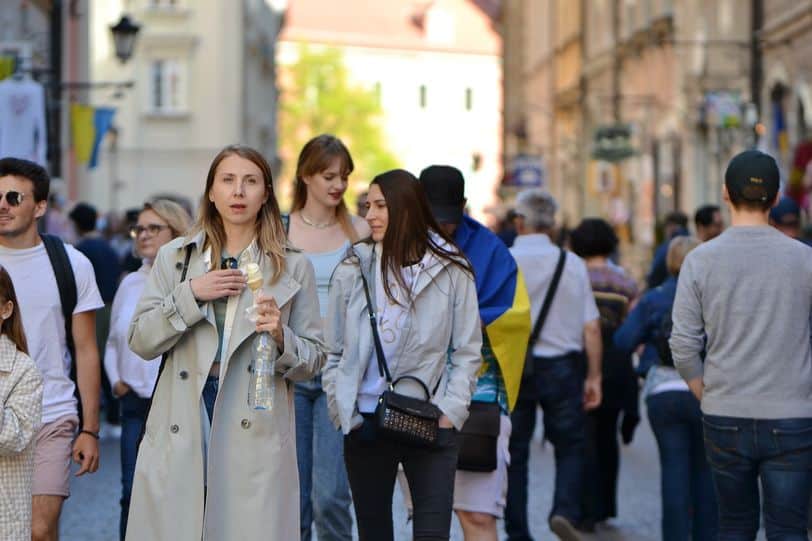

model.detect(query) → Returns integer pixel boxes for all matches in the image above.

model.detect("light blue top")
[306,241,351,318]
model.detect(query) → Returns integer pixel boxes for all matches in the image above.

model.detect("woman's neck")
[585,255,609,268]
[222,223,255,256]
[300,198,337,226]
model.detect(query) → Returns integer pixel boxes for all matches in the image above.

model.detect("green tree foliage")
[279,45,398,208]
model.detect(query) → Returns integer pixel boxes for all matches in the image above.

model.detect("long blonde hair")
[291,134,359,242]
[191,145,287,284]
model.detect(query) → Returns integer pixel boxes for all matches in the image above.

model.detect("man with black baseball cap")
[670,149,812,539]
[417,165,532,541]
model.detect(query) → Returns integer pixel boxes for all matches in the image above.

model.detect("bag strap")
[40,234,81,422]
[281,213,290,235]
[528,248,566,346]
[356,254,393,385]
[138,244,193,447]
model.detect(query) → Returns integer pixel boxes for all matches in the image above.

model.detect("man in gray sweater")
[670,149,812,540]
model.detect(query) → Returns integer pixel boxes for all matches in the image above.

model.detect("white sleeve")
[67,248,105,313]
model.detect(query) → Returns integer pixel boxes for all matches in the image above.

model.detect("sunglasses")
[0,191,26,207]
[129,224,169,239]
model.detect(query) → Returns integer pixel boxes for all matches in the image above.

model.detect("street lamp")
[110,15,141,64]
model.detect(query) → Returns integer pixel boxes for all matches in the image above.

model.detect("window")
[149,59,186,114]
[150,0,179,7]
[419,85,427,109]
[465,88,473,111]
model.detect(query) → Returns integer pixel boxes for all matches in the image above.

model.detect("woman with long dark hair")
[288,134,367,541]
[323,169,482,541]
[125,145,325,540]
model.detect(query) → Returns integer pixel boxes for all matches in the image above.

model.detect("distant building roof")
[280,0,500,55]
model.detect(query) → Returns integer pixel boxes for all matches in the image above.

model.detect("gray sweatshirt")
[670,225,812,419]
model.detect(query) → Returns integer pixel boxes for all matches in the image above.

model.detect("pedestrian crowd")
[0,141,811,541]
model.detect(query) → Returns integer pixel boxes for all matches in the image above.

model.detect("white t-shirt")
[0,242,104,423]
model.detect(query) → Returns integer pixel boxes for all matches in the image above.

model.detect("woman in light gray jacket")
[323,169,482,541]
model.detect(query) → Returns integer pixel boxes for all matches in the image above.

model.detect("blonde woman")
[288,134,368,541]
[125,145,325,540]
[103,199,192,540]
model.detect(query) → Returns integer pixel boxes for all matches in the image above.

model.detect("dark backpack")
[40,234,82,422]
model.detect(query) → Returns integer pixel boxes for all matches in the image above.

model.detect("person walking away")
[646,211,689,290]
[505,189,603,541]
[693,205,724,242]
[323,169,482,541]
[0,157,103,541]
[69,202,122,431]
[569,218,638,530]
[418,165,531,541]
[103,199,192,540]
[671,149,812,540]
[287,134,368,541]
[0,266,44,541]
[615,236,717,541]
[125,145,325,540]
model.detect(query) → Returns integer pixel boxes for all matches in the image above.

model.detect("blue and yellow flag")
[454,216,531,411]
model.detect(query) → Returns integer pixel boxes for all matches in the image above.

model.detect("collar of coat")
[0,334,18,373]
[351,238,464,300]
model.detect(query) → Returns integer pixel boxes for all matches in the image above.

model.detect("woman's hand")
[439,415,454,429]
[112,381,131,398]
[190,270,246,302]
[255,292,284,348]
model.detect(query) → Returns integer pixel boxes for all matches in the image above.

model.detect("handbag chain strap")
[356,250,394,387]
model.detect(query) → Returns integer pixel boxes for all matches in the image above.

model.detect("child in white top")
[0,265,43,540]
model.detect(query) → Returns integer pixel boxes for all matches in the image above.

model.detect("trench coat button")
[241,419,251,429]
[170,424,179,434]
[179,370,188,380]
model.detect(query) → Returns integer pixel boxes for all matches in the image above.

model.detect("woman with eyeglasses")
[125,145,325,541]
[102,198,192,540]
[323,169,482,541]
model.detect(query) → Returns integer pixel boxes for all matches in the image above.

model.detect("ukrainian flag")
[454,216,531,411]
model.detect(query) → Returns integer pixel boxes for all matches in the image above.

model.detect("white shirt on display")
[104,265,160,399]
[0,78,48,166]
[0,242,104,424]
[510,233,599,358]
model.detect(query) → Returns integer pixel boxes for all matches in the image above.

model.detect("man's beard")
[0,214,35,239]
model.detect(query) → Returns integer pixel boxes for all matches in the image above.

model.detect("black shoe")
[549,515,583,541]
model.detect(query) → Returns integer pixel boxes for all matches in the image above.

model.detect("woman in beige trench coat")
[125,145,325,541]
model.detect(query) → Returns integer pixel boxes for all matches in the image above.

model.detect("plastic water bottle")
[248,332,276,410]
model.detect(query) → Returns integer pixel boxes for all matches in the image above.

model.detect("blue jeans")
[119,391,150,541]
[703,414,812,540]
[294,378,353,541]
[647,391,717,541]
[505,353,586,541]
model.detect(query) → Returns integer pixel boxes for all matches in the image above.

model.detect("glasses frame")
[129,224,170,239]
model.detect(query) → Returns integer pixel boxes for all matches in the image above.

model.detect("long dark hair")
[0,267,28,355]
[371,169,472,305]
[190,145,287,284]
[291,134,359,242]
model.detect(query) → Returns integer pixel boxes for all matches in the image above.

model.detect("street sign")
[508,154,545,187]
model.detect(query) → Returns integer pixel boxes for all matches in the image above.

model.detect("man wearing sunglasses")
[0,157,104,541]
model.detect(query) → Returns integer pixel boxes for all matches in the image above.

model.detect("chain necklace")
[299,211,337,229]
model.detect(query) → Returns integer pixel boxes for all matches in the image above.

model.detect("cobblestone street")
[62,408,666,540]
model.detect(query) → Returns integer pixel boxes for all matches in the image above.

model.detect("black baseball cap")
[769,195,801,225]
[418,165,465,224]
[724,150,780,203]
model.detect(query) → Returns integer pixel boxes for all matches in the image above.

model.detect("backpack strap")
[40,234,82,423]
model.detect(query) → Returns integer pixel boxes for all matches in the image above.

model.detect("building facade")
[504,0,756,249]
[278,0,502,221]
[87,0,285,213]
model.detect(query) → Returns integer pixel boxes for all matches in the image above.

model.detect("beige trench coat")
[125,233,325,541]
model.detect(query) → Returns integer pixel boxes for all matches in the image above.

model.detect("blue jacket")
[614,276,678,376]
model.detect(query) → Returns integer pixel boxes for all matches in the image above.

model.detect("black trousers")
[344,416,458,541]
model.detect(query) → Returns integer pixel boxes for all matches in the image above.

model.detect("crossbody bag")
[356,256,442,448]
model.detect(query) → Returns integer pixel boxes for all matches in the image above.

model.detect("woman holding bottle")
[125,145,325,540]
[103,199,192,540]
[288,134,368,541]
[323,169,482,541]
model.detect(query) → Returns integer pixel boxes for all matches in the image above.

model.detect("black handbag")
[457,400,500,472]
[356,255,442,448]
